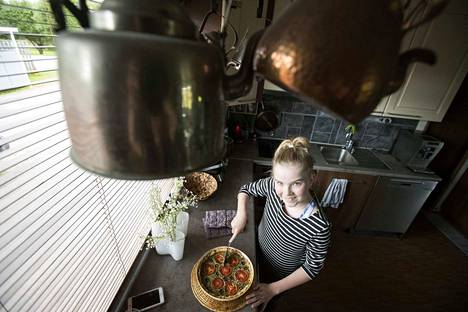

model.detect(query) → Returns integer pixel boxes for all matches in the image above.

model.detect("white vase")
[152,211,189,237]
[151,221,164,237]
[152,211,189,261]
[176,211,189,236]
[154,230,186,261]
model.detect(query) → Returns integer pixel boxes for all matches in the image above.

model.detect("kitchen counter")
[242,139,441,236]
[124,159,257,312]
[248,140,441,181]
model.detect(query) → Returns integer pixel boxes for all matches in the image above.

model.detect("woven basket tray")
[184,172,218,200]
[191,246,254,311]
[191,264,247,312]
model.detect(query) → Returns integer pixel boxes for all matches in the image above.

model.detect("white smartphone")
[128,287,165,311]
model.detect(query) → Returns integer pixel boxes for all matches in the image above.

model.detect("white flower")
[148,177,198,243]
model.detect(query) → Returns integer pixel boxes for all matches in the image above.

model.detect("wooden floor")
[260,212,468,312]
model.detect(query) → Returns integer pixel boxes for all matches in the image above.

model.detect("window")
[0,2,173,311]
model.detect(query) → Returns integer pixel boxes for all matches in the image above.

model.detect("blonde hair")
[273,137,315,175]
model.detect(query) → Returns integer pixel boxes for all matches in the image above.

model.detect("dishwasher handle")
[387,178,437,190]
[389,178,425,184]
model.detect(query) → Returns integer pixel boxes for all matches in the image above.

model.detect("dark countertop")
[238,139,441,182]
[125,159,257,312]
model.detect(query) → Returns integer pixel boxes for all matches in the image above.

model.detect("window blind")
[0,1,174,311]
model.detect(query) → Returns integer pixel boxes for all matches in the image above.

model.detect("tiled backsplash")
[259,91,418,151]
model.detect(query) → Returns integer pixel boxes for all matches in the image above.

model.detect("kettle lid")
[90,0,198,39]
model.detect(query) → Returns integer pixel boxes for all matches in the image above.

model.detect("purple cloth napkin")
[202,209,236,239]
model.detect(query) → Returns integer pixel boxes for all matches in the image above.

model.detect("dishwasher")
[354,176,438,235]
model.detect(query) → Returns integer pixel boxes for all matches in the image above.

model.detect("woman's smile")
[285,196,297,204]
[273,162,313,209]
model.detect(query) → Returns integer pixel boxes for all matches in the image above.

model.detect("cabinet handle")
[387,112,422,118]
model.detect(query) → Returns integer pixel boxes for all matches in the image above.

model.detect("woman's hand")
[230,211,247,241]
[245,283,278,310]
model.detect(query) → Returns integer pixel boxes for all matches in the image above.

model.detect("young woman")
[230,137,331,310]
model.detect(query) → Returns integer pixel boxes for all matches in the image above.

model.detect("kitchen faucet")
[344,124,356,154]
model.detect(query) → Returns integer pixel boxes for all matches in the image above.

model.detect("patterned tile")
[315,116,335,132]
[366,135,395,151]
[292,101,317,115]
[365,122,393,136]
[330,120,341,144]
[271,126,286,138]
[286,127,301,138]
[357,135,378,148]
[335,123,347,145]
[302,115,316,128]
[282,113,304,127]
[311,131,332,143]
[257,92,417,152]
[300,116,316,140]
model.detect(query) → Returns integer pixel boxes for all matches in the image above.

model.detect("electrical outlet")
[377,117,392,124]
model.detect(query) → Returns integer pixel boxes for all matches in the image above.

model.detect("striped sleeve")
[239,177,272,198]
[301,227,331,279]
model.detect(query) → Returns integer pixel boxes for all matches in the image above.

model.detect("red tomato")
[228,255,240,267]
[220,265,232,276]
[214,252,225,264]
[212,277,224,289]
[204,262,215,275]
[225,281,238,296]
[235,269,249,282]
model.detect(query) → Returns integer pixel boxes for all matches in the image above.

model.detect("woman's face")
[272,162,314,209]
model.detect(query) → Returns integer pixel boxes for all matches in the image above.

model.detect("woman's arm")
[270,266,311,294]
[230,192,250,242]
[245,267,311,309]
[231,177,271,242]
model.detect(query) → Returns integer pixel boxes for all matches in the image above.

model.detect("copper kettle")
[254,0,448,123]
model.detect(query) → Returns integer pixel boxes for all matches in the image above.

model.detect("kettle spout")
[224,30,263,100]
[385,48,436,95]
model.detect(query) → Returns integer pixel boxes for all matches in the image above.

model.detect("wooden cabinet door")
[314,171,377,231]
[372,96,390,115]
[382,4,468,121]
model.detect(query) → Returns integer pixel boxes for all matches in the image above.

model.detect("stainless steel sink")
[319,146,359,166]
[318,145,391,170]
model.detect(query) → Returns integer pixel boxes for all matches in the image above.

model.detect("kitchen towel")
[321,178,348,208]
[202,209,236,239]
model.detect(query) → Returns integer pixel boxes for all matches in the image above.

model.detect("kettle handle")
[384,48,436,95]
[402,0,448,33]
[223,30,264,101]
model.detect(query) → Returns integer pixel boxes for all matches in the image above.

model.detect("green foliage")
[0,1,101,54]
[148,177,198,244]
[0,1,53,53]
[345,124,357,134]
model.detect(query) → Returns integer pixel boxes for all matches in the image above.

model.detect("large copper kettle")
[254,0,447,122]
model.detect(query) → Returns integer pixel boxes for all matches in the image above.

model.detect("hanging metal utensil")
[254,101,280,132]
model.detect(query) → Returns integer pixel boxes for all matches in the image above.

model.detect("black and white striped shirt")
[240,177,331,279]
